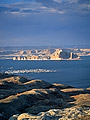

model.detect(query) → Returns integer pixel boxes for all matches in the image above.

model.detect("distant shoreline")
[0,58,81,61]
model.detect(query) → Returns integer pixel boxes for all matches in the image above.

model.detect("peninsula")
[12,49,80,60]
[1,47,90,60]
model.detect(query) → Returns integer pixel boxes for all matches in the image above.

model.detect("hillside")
[0,73,90,120]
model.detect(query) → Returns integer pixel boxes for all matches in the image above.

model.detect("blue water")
[0,56,90,88]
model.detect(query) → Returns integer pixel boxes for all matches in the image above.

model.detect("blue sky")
[0,0,90,46]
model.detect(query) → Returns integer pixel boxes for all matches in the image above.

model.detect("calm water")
[0,56,90,88]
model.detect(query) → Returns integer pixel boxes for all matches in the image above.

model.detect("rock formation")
[0,73,90,120]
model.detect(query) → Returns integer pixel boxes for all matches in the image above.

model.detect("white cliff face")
[2,48,90,60]
[12,49,80,60]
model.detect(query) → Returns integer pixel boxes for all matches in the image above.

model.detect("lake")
[0,56,90,88]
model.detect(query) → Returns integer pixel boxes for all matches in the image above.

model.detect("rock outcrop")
[0,73,90,120]
[9,107,90,120]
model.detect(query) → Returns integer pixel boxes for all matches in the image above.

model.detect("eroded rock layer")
[0,73,90,120]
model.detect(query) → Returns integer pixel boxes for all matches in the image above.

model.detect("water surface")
[0,56,90,88]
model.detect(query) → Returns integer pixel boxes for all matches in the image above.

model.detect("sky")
[0,0,90,46]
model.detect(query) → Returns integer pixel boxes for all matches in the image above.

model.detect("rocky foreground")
[0,73,90,120]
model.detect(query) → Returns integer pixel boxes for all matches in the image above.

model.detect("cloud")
[0,2,65,15]
[0,0,90,15]
[40,7,64,14]
[80,4,90,10]
[0,5,20,14]
[0,2,41,14]
[53,0,79,3]
[78,4,90,13]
